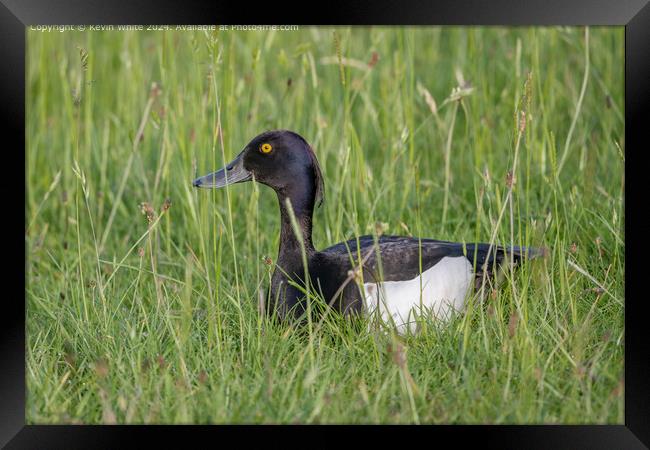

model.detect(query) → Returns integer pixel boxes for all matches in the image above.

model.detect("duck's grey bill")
[192,153,252,188]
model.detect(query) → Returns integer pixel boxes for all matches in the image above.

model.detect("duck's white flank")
[363,256,474,334]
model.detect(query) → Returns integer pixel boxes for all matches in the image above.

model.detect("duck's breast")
[363,256,473,333]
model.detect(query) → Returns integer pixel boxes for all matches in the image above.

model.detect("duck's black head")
[193,130,324,207]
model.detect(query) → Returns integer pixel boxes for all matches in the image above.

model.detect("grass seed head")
[592,287,605,298]
[77,46,89,71]
[595,236,605,256]
[150,81,162,98]
[375,221,389,237]
[140,202,155,223]
[508,312,519,338]
[388,341,407,369]
[368,51,379,68]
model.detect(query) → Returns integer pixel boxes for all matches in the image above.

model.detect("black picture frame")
[5,0,648,447]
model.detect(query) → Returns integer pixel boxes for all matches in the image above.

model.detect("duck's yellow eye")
[260,143,272,154]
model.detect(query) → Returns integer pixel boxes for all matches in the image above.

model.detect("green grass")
[26,26,624,424]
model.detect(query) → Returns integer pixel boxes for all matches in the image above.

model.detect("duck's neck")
[276,178,316,261]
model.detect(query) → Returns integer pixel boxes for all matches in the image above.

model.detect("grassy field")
[25,26,624,424]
